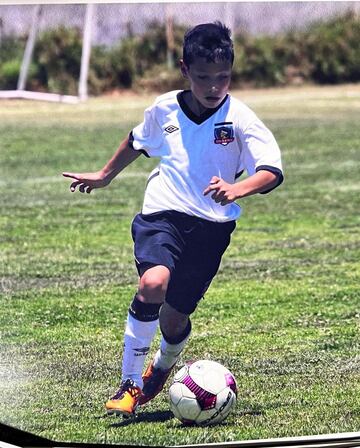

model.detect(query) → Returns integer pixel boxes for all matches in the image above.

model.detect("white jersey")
[130,90,283,222]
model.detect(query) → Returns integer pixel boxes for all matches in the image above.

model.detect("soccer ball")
[169,360,237,426]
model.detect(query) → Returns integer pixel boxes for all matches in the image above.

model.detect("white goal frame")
[0,3,95,104]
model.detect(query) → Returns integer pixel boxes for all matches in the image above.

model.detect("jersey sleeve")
[129,104,164,157]
[238,118,284,194]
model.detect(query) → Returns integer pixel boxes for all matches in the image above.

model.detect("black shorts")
[131,211,236,315]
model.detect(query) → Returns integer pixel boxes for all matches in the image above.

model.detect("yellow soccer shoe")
[105,379,142,417]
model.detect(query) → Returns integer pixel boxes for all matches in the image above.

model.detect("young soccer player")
[63,22,283,417]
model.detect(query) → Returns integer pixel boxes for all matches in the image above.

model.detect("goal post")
[16,3,41,91]
[78,2,95,101]
[0,3,95,104]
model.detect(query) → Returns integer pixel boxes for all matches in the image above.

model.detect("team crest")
[214,122,234,146]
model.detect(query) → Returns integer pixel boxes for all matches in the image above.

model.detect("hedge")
[0,11,360,94]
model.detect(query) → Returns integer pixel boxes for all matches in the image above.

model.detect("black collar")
[177,90,229,125]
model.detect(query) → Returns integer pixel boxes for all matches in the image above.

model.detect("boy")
[63,22,283,417]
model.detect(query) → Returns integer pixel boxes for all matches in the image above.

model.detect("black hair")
[183,21,234,67]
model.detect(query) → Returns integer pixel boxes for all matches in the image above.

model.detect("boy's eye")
[198,75,208,80]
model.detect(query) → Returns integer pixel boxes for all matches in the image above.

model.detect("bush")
[134,21,185,75]
[107,39,138,88]
[231,12,360,88]
[0,59,21,89]
[232,30,315,88]
[89,21,186,93]
[33,26,82,94]
[304,11,360,83]
[134,64,187,93]
[0,34,27,89]
[2,12,360,95]
[233,34,288,87]
[0,59,39,90]
[0,35,26,64]
[86,40,138,94]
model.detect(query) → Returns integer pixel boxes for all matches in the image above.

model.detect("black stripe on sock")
[162,319,192,345]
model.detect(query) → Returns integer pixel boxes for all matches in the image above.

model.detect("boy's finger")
[212,191,224,202]
[70,180,81,192]
[204,176,222,195]
[203,185,216,195]
[210,176,221,184]
[63,172,79,180]
[203,182,221,196]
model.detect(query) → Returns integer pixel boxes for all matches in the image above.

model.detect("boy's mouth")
[205,96,221,102]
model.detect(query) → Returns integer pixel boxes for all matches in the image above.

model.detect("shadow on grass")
[108,410,174,427]
[106,409,261,429]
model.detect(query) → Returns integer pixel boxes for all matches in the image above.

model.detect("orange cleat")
[139,360,175,405]
[105,379,142,417]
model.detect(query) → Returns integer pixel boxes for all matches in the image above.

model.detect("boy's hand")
[203,176,238,206]
[62,171,110,194]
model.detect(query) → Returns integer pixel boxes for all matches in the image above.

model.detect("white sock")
[121,312,158,389]
[153,328,191,371]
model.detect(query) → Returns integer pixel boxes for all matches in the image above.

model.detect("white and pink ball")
[169,359,237,426]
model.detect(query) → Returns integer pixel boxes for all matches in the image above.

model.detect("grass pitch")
[0,85,359,446]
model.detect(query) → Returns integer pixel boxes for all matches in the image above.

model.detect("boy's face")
[181,57,232,110]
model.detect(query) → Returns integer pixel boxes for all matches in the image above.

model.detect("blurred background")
[1,1,360,96]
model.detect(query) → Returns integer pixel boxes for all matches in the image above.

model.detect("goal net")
[0,3,94,104]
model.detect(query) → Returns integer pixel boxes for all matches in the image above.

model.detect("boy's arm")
[203,170,278,206]
[62,136,141,193]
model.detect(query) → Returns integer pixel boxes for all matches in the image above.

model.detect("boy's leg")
[140,302,191,405]
[105,265,170,416]
[140,219,236,405]
[154,302,191,370]
[121,265,170,387]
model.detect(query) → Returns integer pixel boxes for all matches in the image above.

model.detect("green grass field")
[0,85,359,446]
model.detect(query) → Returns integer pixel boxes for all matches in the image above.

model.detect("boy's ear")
[179,59,189,78]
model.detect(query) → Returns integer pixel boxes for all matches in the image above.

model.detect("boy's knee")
[138,265,170,302]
